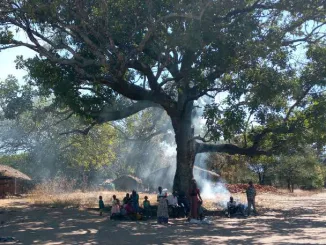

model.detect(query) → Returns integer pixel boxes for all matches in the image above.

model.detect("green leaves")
[0,76,35,119]
[1,0,326,161]
[0,29,13,45]
[64,124,117,170]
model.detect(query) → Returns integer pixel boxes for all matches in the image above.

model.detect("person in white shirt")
[167,191,181,218]
[167,192,178,206]
[157,186,168,224]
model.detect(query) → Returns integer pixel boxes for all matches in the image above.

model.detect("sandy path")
[1,191,326,245]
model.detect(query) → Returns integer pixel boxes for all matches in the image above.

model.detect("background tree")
[0,76,119,185]
[276,154,323,192]
[248,156,277,185]
[206,153,256,183]
[1,0,326,192]
[0,75,172,186]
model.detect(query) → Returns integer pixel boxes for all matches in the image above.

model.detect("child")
[143,196,151,218]
[99,196,105,216]
[111,195,120,216]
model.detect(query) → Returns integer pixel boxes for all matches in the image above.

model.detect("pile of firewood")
[226,184,278,193]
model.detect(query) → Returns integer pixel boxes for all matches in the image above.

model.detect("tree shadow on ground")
[1,202,326,245]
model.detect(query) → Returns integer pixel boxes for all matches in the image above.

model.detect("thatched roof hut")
[112,175,143,191]
[145,165,220,191]
[0,165,31,180]
[99,179,115,190]
[102,179,113,184]
[0,165,32,198]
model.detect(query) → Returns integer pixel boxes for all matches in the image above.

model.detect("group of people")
[98,180,257,222]
[226,181,257,218]
[99,190,142,220]
[152,179,204,224]
[156,186,191,223]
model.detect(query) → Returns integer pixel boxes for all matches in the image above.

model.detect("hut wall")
[0,178,31,198]
[0,178,15,198]
[113,179,142,191]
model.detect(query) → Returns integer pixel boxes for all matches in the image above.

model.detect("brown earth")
[1,190,326,245]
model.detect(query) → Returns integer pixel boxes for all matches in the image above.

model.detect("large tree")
[1,0,326,192]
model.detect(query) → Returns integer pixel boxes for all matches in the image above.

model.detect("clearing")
[1,190,326,244]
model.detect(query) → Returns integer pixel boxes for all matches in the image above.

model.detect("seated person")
[167,191,182,218]
[226,196,246,218]
[123,193,131,207]
[177,191,190,217]
[125,200,134,215]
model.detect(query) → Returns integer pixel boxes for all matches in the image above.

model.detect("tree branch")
[95,101,161,123]
[196,142,268,156]
[284,85,314,122]
[59,123,96,136]
[110,123,165,142]
[129,60,160,92]
[54,111,74,126]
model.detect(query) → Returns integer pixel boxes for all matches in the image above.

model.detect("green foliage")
[206,153,257,184]
[1,0,326,191]
[64,124,116,170]
[276,154,324,191]
[0,76,172,185]
[0,76,35,119]
[207,150,325,191]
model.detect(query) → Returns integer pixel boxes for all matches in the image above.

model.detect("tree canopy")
[1,0,326,191]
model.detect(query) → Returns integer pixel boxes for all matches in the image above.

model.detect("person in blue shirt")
[99,196,105,216]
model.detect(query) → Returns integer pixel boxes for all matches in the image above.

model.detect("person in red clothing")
[188,179,202,220]
[125,201,134,214]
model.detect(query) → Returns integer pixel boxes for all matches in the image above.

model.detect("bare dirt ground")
[1,190,326,245]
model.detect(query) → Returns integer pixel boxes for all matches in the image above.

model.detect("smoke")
[192,97,210,136]
[194,153,230,208]
[192,96,231,208]
[105,107,177,190]
[0,115,63,182]
[140,95,232,206]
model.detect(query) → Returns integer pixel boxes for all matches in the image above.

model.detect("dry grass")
[28,190,158,208]
[27,190,321,211]
[14,180,324,210]
[201,189,323,211]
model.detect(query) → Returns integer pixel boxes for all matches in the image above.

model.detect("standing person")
[131,190,139,213]
[143,196,151,218]
[99,196,105,216]
[246,181,257,215]
[111,195,120,217]
[157,186,168,224]
[189,179,202,220]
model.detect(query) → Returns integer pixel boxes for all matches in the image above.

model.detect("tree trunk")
[258,173,263,185]
[171,103,196,193]
[287,180,291,191]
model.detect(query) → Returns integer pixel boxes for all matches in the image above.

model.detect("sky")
[0,29,36,82]
[0,46,36,82]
